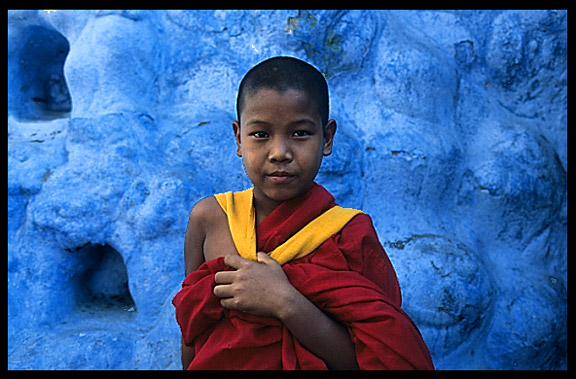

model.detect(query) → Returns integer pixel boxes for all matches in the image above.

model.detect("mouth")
[265,171,297,184]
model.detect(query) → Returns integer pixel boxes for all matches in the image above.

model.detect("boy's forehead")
[241,88,322,127]
[242,88,320,118]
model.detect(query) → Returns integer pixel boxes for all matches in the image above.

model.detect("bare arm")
[181,338,195,370]
[276,283,358,370]
[183,200,208,276]
[180,199,210,369]
[214,253,358,370]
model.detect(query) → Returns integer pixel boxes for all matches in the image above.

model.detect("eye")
[251,131,269,139]
[293,130,312,137]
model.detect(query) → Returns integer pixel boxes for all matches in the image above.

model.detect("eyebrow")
[290,119,317,126]
[245,120,270,126]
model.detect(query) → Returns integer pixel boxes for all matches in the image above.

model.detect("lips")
[265,171,296,184]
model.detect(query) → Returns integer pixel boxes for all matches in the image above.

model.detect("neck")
[252,190,283,227]
[252,183,318,227]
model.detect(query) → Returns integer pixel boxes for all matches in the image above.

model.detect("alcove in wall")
[73,243,136,314]
[10,25,72,120]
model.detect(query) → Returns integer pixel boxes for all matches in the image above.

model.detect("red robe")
[172,183,434,370]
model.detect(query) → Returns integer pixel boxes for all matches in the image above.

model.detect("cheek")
[296,145,324,172]
[240,147,264,175]
[241,154,257,172]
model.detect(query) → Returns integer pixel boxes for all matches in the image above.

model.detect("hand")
[213,253,297,318]
[214,253,358,369]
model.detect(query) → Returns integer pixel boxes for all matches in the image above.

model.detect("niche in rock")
[13,25,72,120]
[74,243,136,313]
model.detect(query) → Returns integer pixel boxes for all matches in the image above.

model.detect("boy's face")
[233,88,336,206]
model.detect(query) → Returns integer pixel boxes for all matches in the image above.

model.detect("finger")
[213,283,233,298]
[214,270,236,284]
[224,254,252,270]
[219,297,241,311]
[257,252,278,265]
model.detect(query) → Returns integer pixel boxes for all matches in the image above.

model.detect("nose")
[268,136,293,163]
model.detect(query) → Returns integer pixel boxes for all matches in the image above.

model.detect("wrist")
[274,285,303,322]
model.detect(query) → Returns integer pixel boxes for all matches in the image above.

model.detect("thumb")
[256,252,277,265]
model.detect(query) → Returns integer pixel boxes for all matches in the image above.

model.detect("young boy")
[172,57,434,370]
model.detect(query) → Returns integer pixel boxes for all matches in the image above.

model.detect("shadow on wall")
[9,25,72,120]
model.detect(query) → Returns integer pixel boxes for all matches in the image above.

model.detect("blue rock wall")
[8,10,567,369]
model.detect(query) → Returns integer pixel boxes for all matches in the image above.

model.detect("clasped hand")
[213,253,296,319]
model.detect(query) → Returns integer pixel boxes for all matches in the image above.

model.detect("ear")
[232,121,242,157]
[322,119,337,156]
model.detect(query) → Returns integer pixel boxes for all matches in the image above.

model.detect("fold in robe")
[172,183,434,370]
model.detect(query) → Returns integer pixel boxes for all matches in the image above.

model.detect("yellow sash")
[214,188,364,265]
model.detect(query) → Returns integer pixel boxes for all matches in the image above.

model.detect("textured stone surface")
[8,10,566,369]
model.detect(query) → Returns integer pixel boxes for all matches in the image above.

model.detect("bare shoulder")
[184,196,222,275]
[184,196,236,275]
[190,195,222,224]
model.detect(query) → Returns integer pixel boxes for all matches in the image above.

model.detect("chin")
[257,184,301,202]
[264,182,316,202]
